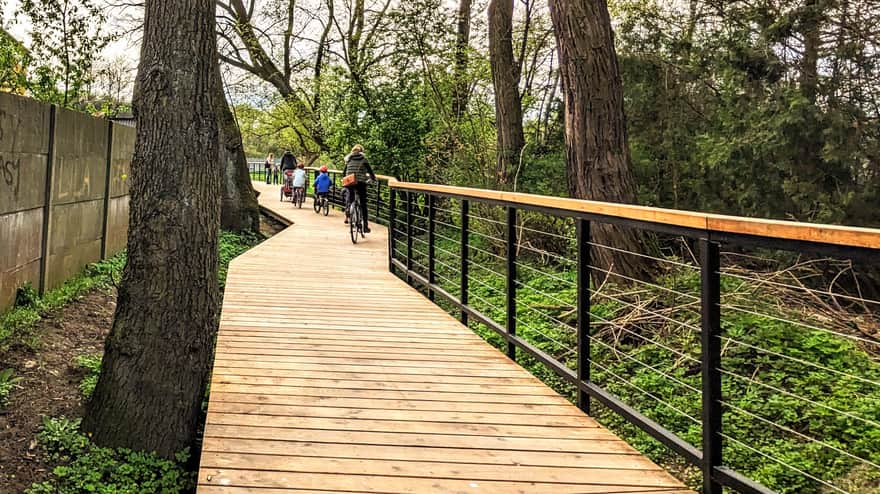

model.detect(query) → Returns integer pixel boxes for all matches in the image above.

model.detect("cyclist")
[343,144,376,232]
[314,165,332,203]
[292,162,307,202]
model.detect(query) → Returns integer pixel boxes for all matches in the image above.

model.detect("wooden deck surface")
[197,181,692,493]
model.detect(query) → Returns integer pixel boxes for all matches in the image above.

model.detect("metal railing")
[385,181,880,494]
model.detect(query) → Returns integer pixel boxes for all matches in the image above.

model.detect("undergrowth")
[219,230,264,289]
[74,354,102,400]
[27,417,193,494]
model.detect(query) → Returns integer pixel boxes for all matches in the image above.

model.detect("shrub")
[29,417,193,494]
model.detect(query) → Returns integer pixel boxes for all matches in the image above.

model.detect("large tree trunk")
[452,0,473,120]
[548,0,654,282]
[83,0,221,458]
[488,0,525,186]
[216,61,260,234]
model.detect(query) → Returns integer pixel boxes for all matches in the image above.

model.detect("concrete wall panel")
[45,199,104,290]
[0,259,40,313]
[51,107,108,205]
[109,124,135,197]
[0,208,44,308]
[105,195,129,255]
[0,92,50,215]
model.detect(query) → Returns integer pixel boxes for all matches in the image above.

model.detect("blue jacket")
[314,172,332,193]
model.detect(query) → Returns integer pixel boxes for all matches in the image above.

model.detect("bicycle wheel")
[323,199,330,216]
[297,190,303,208]
[313,195,320,213]
[349,204,359,244]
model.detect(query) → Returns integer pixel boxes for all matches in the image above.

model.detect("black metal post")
[389,188,397,272]
[406,191,414,283]
[376,182,381,222]
[506,207,517,360]
[428,194,436,301]
[701,238,723,494]
[576,218,591,414]
[460,199,470,325]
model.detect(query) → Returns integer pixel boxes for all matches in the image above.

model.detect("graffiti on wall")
[0,108,23,199]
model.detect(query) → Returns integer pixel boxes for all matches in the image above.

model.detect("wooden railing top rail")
[385,180,880,251]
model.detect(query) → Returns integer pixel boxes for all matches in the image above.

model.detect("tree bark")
[216,60,260,234]
[452,0,473,120]
[488,0,525,186]
[83,0,221,458]
[548,0,654,283]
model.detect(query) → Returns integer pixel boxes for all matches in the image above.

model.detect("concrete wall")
[0,93,134,311]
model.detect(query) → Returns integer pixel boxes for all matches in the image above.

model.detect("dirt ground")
[0,289,115,493]
[0,214,284,493]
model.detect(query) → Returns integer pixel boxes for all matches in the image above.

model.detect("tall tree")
[452,0,473,120]
[18,0,113,107]
[83,0,221,457]
[488,0,525,185]
[549,0,654,281]
[216,61,260,234]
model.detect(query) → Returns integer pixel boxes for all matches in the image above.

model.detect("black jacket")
[344,152,376,183]
[280,152,297,171]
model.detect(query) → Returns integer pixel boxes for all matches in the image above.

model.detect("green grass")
[414,227,880,493]
[0,254,126,351]
[74,354,102,400]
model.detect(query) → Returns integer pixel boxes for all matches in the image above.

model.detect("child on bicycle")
[314,165,332,201]
[292,163,307,200]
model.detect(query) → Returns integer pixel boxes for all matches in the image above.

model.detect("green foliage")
[0,253,126,350]
[17,0,114,107]
[0,27,31,94]
[29,417,193,494]
[0,367,22,407]
[74,354,102,400]
[615,0,880,226]
[218,230,264,289]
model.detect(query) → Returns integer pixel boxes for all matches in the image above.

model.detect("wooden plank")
[205,412,612,439]
[210,375,554,394]
[204,423,632,453]
[206,401,585,424]
[209,367,544,385]
[198,452,676,485]
[207,393,577,414]
[197,469,688,493]
[209,383,574,405]
[199,437,649,468]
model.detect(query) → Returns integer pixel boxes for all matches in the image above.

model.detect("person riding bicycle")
[343,144,376,232]
[292,162,307,201]
[314,165,332,200]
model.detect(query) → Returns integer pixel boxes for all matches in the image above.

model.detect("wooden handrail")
[387,180,880,250]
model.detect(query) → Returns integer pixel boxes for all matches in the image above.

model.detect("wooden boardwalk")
[197,182,692,493]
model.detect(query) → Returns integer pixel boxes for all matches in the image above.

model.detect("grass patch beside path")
[0,254,126,351]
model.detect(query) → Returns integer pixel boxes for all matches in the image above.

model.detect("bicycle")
[313,193,330,216]
[294,186,305,208]
[348,188,365,244]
